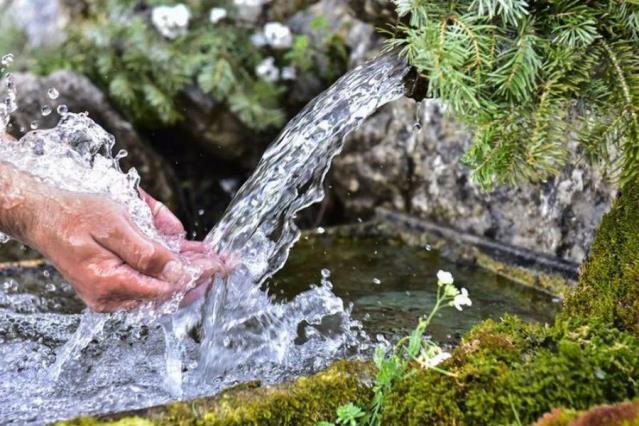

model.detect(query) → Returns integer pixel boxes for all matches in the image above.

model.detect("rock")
[332,98,616,264]
[346,0,396,26]
[288,0,383,68]
[61,360,374,425]
[1,0,66,48]
[1,71,178,207]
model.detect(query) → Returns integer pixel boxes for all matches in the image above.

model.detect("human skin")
[0,134,229,312]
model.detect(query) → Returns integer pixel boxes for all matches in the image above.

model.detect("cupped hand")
[21,183,230,312]
[139,189,236,306]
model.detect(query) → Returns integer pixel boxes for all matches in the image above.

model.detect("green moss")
[382,317,639,425]
[57,360,373,426]
[562,180,639,332]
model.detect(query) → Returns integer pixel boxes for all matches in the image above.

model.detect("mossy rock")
[535,400,639,426]
[562,179,639,332]
[57,360,374,426]
[382,316,639,425]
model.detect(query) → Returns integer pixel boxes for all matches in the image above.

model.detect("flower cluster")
[151,4,190,39]
[437,269,472,311]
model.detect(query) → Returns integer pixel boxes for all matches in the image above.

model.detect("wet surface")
[0,235,559,424]
[271,234,559,343]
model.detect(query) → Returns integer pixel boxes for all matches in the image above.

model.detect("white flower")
[263,22,293,49]
[209,7,227,24]
[417,349,451,368]
[255,56,280,82]
[437,270,454,285]
[151,4,190,39]
[452,288,472,311]
[281,66,297,80]
[250,32,268,47]
[233,0,270,22]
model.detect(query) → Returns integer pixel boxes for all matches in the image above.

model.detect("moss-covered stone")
[534,400,639,426]
[562,179,639,332]
[57,360,373,426]
[382,316,639,425]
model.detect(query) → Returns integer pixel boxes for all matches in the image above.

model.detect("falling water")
[0,54,408,424]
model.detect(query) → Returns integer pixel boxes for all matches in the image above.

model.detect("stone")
[0,0,69,48]
[1,71,178,207]
[332,98,616,264]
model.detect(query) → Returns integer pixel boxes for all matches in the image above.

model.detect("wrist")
[0,162,45,244]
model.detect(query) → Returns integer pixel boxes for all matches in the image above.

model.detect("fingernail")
[161,260,185,284]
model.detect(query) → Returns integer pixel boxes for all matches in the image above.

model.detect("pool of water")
[0,235,559,424]
[270,234,559,343]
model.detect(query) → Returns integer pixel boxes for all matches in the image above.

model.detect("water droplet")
[425,244,432,251]
[316,227,326,234]
[321,268,331,279]
[30,121,38,130]
[43,270,50,278]
[41,105,52,116]
[197,209,205,216]
[56,104,68,115]
[372,278,381,285]
[47,88,59,100]
[1,53,14,66]
[114,149,128,161]
[45,283,56,292]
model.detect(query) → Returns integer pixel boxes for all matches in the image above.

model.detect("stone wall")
[331,99,617,264]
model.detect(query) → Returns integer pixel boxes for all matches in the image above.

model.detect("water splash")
[0,54,408,424]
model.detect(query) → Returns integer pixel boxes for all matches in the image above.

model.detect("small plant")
[320,270,471,426]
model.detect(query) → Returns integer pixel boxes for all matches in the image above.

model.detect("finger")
[140,188,184,236]
[180,281,211,307]
[92,218,184,284]
[180,239,211,254]
[93,263,183,312]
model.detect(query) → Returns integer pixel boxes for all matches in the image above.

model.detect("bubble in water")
[425,244,432,251]
[57,105,68,115]
[47,88,60,100]
[372,278,381,285]
[30,121,39,130]
[1,53,14,66]
[0,232,9,244]
[45,283,56,292]
[321,268,331,279]
[43,270,50,278]
[197,209,205,216]
[41,105,52,116]
[315,227,326,235]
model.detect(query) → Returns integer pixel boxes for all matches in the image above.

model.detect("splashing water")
[0,54,408,424]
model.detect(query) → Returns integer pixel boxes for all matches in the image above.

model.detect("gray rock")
[1,71,178,207]
[332,98,616,264]
[1,0,69,48]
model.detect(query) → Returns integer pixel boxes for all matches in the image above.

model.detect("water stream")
[0,54,411,424]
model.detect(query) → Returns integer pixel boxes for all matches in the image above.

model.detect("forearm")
[0,161,39,242]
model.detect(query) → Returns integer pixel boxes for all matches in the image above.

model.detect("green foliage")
[388,0,639,189]
[31,0,343,132]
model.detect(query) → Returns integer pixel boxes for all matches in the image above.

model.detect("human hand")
[139,189,237,305]
[0,164,225,311]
